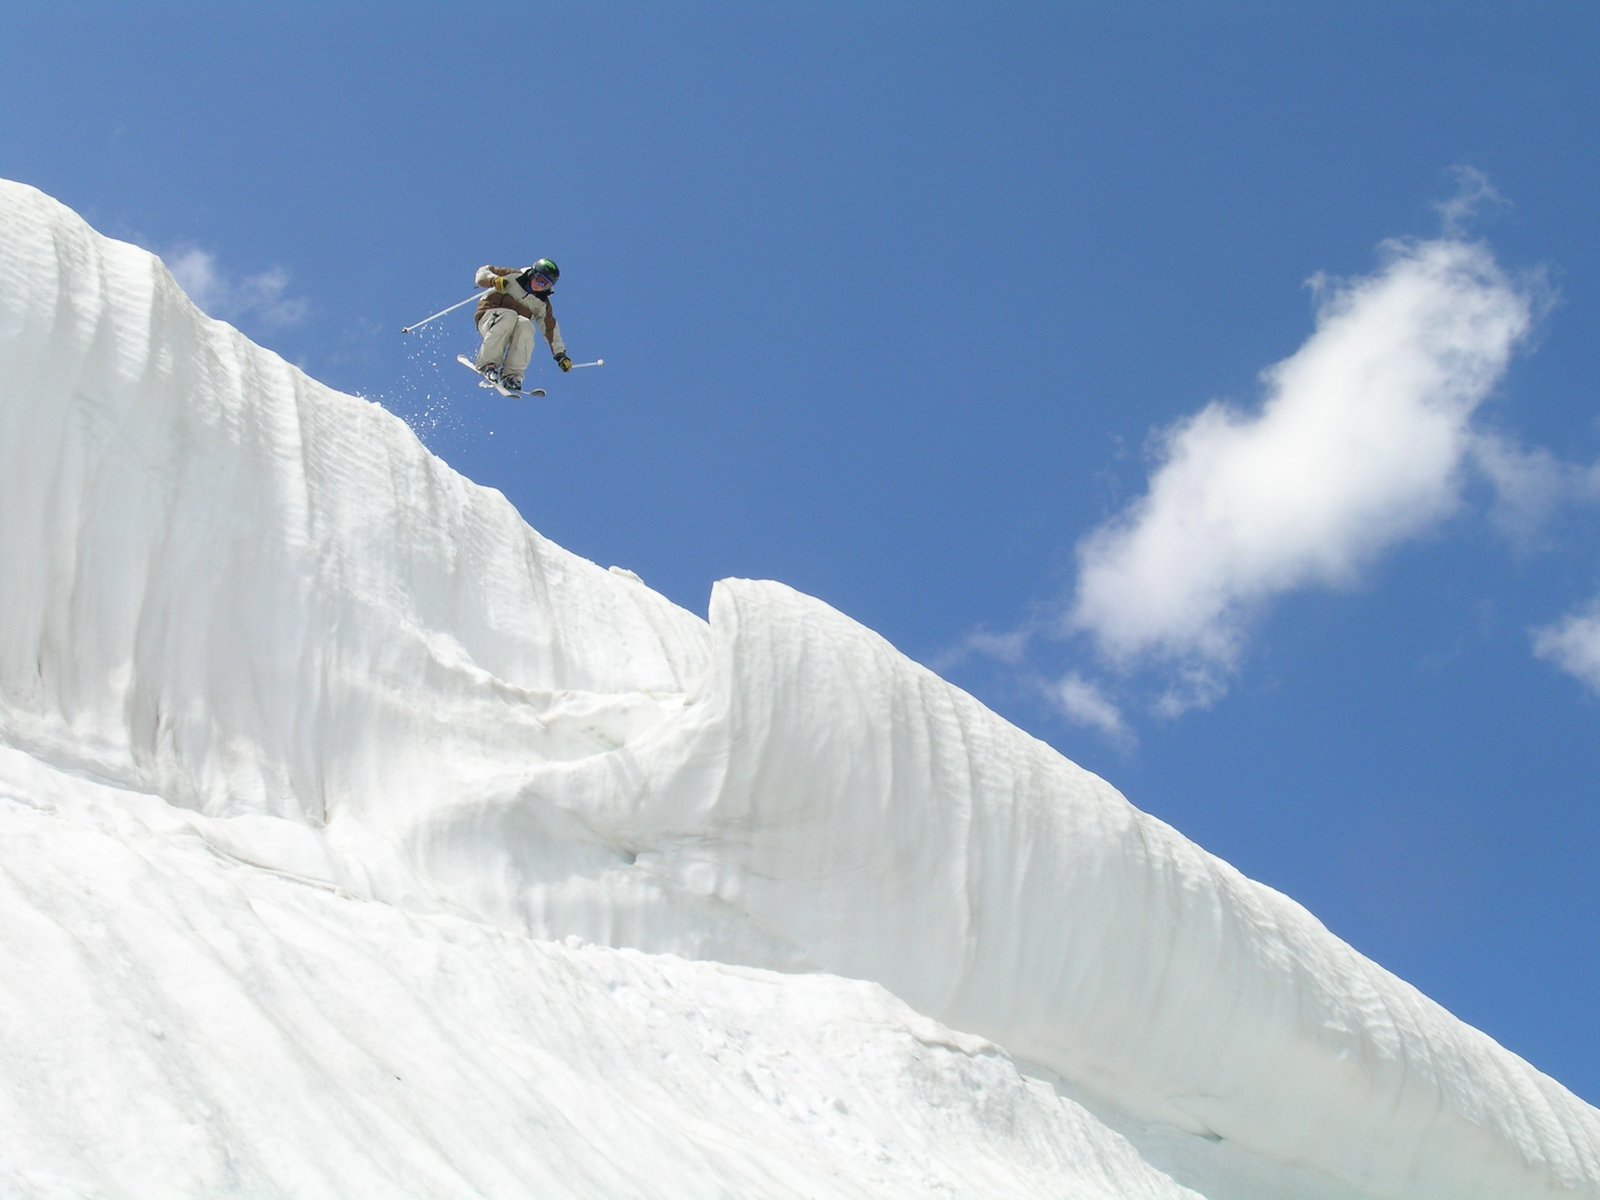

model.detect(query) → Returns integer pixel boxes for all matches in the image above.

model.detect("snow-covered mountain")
[2,177,1596,1199]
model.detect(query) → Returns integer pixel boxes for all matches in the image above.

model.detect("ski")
[456,354,546,398]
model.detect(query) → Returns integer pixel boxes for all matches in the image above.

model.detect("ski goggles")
[529,271,556,292]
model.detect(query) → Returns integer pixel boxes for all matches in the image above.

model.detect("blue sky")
[4,1,1597,1105]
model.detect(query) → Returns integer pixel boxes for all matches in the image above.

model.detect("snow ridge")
[2,178,1598,1199]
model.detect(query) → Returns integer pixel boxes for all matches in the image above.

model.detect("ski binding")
[456,354,546,398]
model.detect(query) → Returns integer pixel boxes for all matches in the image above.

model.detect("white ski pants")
[475,309,533,377]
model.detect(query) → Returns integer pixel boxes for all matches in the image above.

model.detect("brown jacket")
[474,265,566,357]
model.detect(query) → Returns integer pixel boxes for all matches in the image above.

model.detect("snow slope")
[2,177,1598,1198]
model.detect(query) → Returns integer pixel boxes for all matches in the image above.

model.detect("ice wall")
[3,178,1598,1199]
[0,180,709,835]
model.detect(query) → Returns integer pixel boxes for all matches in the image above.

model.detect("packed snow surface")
[2,178,1597,1199]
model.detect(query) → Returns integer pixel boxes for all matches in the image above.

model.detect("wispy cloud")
[166,245,309,329]
[1049,673,1134,748]
[933,626,1033,671]
[1471,433,1600,546]
[1533,603,1600,698]
[1435,165,1509,239]
[1518,448,1600,698]
[1065,235,1537,712]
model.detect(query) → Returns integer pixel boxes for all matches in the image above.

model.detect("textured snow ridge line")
[630,580,1600,1199]
[396,571,1600,1198]
[0,777,1201,1200]
[0,179,712,831]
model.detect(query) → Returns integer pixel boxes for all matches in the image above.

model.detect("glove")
[493,275,511,292]
[556,354,573,372]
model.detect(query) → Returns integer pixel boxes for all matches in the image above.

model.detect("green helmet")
[528,259,560,290]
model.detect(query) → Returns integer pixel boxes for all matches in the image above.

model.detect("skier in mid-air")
[472,259,573,393]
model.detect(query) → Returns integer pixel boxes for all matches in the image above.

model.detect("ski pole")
[400,294,478,335]
[568,358,605,369]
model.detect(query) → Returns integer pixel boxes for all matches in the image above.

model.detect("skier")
[472,259,573,392]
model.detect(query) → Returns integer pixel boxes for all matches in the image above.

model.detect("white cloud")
[166,245,308,329]
[1067,236,1536,704]
[1533,603,1600,697]
[1435,165,1509,239]
[166,247,224,309]
[937,626,1032,669]
[1049,673,1134,747]
[1512,450,1600,698]
[1471,432,1600,545]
